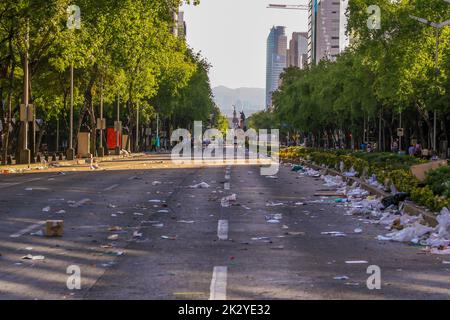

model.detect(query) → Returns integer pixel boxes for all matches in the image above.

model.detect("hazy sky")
[180,0,308,89]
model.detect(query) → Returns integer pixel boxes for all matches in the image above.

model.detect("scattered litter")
[133,212,144,216]
[107,234,119,241]
[354,228,363,234]
[321,231,346,237]
[177,220,195,224]
[45,220,64,237]
[286,231,305,236]
[22,254,45,261]
[189,182,210,189]
[345,260,368,264]
[221,194,237,207]
[42,206,51,212]
[161,235,177,240]
[56,210,66,214]
[148,199,161,203]
[133,231,143,238]
[157,209,169,213]
[152,181,162,186]
[102,251,124,256]
[291,165,304,172]
[30,230,44,236]
[152,223,164,228]
[108,226,122,232]
[251,237,271,241]
[266,201,284,207]
[333,276,349,280]
[377,222,433,243]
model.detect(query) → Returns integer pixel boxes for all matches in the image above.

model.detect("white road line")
[217,220,229,240]
[224,182,230,190]
[10,221,45,238]
[69,198,91,208]
[103,184,119,191]
[209,266,227,300]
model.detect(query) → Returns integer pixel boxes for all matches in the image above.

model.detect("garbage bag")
[291,165,304,172]
[381,192,409,208]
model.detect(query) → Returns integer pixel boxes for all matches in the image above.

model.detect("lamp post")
[114,94,121,155]
[409,14,450,153]
[18,20,31,164]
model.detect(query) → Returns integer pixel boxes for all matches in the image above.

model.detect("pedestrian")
[151,136,156,152]
[391,139,399,153]
[414,143,422,157]
[408,144,415,156]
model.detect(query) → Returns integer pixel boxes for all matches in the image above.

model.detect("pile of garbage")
[292,163,450,254]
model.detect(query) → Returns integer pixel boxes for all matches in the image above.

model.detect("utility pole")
[114,94,121,155]
[97,76,105,157]
[19,20,31,165]
[66,62,75,160]
[135,101,139,152]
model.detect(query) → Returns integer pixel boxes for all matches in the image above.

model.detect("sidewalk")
[0,152,146,174]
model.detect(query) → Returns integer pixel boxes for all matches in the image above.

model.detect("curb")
[0,153,146,172]
[290,158,439,227]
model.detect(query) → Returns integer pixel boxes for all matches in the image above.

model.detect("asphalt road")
[0,153,449,300]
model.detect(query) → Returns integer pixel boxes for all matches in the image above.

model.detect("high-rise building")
[308,0,349,65]
[172,11,187,38]
[266,26,287,109]
[177,11,187,39]
[287,32,308,69]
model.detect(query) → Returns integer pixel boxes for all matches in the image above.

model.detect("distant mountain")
[212,86,265,117]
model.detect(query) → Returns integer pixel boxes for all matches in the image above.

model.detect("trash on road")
[56,210,66,214]
[161,235,177,240]
[189,182,210,189]
[177,220,195,224]
[45,220,64,237]
[152,223,164,228]
[354,228,363,234]
[148,199,162,203]
[265,213,282,224]
[345,260,368,264]
[152,181,162,186]
[321,231,346,237]
[157,209,169,213]
[266,201,284,207]
[133,231,143,238]
[333,276,349,280]
[42,206,51,212]
[377,222,434,243]
[107,234,119,241]
[381,193,409,208]
[291,165,304,172]
[221,194,237,207]
[108,226,122,232]
[22,254,45,260]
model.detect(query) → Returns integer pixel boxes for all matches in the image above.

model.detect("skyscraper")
[308,0,349,65]
[266,26,287,109]
[287,32,308,69]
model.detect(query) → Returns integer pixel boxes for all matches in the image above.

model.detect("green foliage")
[425,165,450,197]
[280,147,450,211]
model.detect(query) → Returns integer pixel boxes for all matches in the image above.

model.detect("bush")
[279,147,450,212]
[425,165,450,198]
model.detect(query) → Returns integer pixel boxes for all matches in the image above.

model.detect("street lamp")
[409,14,450,153]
